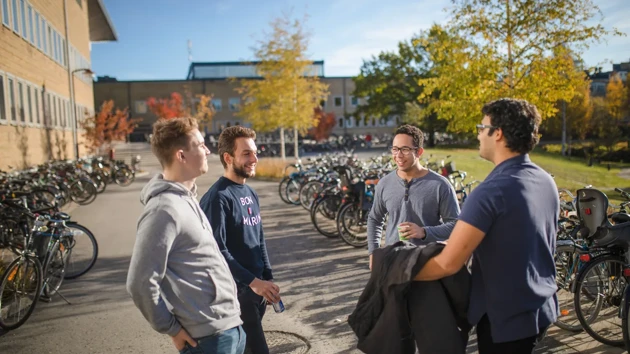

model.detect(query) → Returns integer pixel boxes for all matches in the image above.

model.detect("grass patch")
[257,148,630,202]
[255,158,299,180]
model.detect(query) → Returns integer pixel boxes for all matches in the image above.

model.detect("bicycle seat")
[577,188,630,247]
[611,212,630,224]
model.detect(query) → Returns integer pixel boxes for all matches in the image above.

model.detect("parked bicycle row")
[552,186,630,350]
[276,151,479,249]
[0,186,98,331]
[0,155,139,207]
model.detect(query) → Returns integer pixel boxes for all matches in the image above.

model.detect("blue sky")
[91,0,630,81]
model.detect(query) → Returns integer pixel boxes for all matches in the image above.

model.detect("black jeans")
[238,287,269,354]
[476,315,548,354]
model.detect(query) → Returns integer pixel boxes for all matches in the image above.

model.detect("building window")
[53,31,58,62]
[11,0,18,33]
[0,73,5,122]
[320,99,326,108]
[1,0,9,27]
[47,24,52,57]
[26,85,32,123]
[62,99,67,127]
[229,98,240,111]
[211,98,222,111]
[338,118,344,128]
[34,12,40,48]
[17,81,25,123]
[34,87,40,125]
[60,38,66,66]
[52,95,57,126]
[135,100,147,114]
[41,19,47,54]
[19,0,26,39]
[350,96,358,106]
[334,96,343,107]
[27,3,33,43]
[8,77,16,122]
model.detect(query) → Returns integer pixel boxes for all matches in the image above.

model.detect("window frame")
[0,71,7,124]
[10,0,19,34]
[334,96,343,107]
[19,0,27,40]
[2,0,11,28]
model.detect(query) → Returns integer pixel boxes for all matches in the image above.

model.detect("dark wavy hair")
[482,98,541,154]
[394,124,424,149]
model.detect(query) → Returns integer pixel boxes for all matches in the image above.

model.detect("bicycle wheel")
[574,254,625,346]
[554,244,582,332]
[278,177,291,204]
[63,223,98,279]
[69,179,98,206]
[311,196,341,238]
[621,284,630,351]
[286,179,302,205]
[0,256,43,330]
[337,203,368,248]
[114,168,135,187]
[299,181,323,210]
[42,241,65,298]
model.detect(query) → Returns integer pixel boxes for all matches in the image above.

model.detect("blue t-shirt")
[458,154,559,343]
[200,177,273,288]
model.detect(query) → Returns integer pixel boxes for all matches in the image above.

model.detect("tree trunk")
[279,127,286,160]
[294,126,299,160]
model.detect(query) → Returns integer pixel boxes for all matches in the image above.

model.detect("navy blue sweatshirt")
[200,177,273,288]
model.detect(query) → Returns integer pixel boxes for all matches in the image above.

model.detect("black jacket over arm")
[348,241,471,354]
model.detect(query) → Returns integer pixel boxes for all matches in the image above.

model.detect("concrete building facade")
[0,0,116,170]
[93,61,400,142]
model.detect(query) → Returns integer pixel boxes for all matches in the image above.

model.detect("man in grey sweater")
[127,117,245,354]
[367,124,460,268]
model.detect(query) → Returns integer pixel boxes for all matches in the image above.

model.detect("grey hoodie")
[126,174,242,338]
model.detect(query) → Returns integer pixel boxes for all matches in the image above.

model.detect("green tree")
[418,0,623,134]
[592,73,628,151]
[236,14,329,159]
[352,35,446,146]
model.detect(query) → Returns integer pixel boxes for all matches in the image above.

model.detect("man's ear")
[416,147,424,157]
[223,152,232,165]
[175,149,185,163]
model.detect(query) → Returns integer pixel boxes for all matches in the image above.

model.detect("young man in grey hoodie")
[127,117,245,354]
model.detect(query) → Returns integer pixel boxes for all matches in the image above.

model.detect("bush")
[254,158,292,180]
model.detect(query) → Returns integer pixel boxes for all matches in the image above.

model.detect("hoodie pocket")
[206,269,239,318]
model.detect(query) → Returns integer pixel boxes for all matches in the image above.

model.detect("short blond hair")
[151,117,198,167]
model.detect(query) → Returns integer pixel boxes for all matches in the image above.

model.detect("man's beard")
[234,164,255,178]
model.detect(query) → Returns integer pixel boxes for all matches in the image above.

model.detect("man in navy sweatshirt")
[200,126,280,354]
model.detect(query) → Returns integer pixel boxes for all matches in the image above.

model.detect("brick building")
[93,61,400,142]
[0,0,116,170]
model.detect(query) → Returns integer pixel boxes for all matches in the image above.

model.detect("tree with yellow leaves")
[236,13,329,159]
[417,0,623,134]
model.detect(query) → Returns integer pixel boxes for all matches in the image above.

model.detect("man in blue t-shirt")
[200,126,280,354]
[414,98,559,354]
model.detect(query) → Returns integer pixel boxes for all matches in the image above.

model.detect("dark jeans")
[179,326,245,354]
[239,287,269,354]
[476,315,548,354]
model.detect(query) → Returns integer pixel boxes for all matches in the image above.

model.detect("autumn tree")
[542,74,593,142]
[147,91,215,126]
[82,100,140,153]
[308,108,336,142]
[417,0,623,134]
[237,13,329,160]
[352,34,446,146]
[146,92,186,120]
[591,73,628,151]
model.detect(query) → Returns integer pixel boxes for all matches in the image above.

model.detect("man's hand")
[250,278,280,303]
[369,254,373,270]
[171,328,197,351]
[398,222,425,240]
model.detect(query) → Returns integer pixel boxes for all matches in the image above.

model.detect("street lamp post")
[68,68,94,159]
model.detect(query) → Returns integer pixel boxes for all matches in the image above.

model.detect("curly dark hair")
[218,126,257,168]
[482,98,541,154]
[394,124,424,149]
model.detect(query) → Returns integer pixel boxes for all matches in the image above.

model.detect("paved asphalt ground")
[0,144,626,353]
